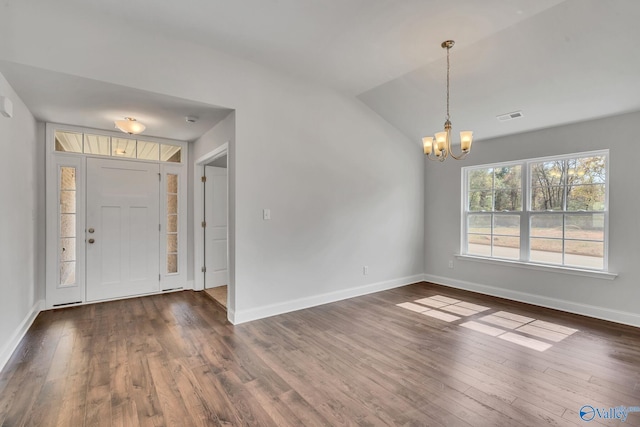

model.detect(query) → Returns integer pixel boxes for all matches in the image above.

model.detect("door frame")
[193,143,234,319]
[45,123,188,309]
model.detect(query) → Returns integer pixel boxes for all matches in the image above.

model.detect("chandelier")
[422,40,473,162]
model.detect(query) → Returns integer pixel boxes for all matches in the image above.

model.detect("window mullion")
[521,161,529,262]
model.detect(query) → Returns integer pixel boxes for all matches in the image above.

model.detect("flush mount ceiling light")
[114,117,146,135]
[422,40,473,162]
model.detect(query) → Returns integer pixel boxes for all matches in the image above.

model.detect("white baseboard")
[232,274,424,325]
[0,299,44,372]
[423,273,640,328]
[227,307,236,325]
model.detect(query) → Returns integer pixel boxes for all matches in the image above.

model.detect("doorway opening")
[194,142,232,319]
[203,154,228,309]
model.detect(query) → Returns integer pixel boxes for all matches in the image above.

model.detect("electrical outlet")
[448,260,454,269]
[363,266,369,275]
[263,209,271,220]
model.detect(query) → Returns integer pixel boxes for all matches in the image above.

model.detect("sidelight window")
[59,167,77,285]
[166,173,179,274]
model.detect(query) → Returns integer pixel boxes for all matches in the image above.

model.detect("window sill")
[455,254,617,280]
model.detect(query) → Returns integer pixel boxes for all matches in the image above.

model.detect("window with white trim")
[462,150,608,271]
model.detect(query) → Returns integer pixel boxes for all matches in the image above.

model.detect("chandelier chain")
[446,44,450,122]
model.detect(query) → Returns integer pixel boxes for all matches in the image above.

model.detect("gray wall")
[424,111,640,326]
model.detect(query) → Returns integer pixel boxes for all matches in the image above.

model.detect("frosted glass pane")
[84,134,110,155]
[60,238,76,262]
[137,141,159,161]
[167,215,177,233]
[167,234,178,252]
[60,261,76,286]
[168,194,177,214]
[55,131,83,153]
[60,190,76,214]
[167,254,178,273]
[60,167,76,190]
[167,174,178,194]
[161,145,181,163]
[60,214,76,238]
[112,138,136,158]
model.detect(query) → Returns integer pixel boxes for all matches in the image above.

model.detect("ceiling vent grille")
[497,111,523,121]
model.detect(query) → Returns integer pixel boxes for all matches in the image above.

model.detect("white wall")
[424,111,640,326]
[0,72,42,368]
[35,122,46,301]
[1,2,425,323]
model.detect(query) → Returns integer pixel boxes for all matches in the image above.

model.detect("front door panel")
[86,158,160,301]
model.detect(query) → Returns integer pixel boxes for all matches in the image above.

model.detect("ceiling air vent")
[497,111,523,122]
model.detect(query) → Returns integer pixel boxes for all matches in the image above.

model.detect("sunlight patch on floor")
[396,295,579,352]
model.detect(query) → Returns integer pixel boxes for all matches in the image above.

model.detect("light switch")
[263,209,271,220]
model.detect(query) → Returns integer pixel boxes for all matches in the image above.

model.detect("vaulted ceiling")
[1,0,639,142]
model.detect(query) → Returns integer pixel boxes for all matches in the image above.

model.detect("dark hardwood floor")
[1,282,639,426]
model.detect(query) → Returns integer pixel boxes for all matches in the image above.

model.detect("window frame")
[461,150,610,273]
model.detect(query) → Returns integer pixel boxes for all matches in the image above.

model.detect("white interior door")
[86,158,160,301]
[204,165,228,289]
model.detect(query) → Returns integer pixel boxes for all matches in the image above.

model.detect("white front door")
[204,165,228,289]
[86,158,160,301]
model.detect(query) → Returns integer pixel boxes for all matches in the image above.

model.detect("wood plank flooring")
[204,286,227,309]
[1,282,639,426]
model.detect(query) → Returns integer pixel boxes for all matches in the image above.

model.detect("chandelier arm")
[448,147,469,160]
[446,124,470,160]
[425,151,445,162]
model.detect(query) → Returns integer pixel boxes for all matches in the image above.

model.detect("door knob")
[88,238,95,244]
[88,228,95,233]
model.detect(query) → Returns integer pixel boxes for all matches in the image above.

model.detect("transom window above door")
[55,130,182,163]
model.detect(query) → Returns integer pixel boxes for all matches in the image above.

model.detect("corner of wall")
[424,273,640,328]
[231,274,425,325]
[0,299,43,372]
